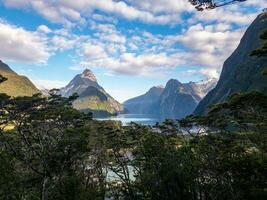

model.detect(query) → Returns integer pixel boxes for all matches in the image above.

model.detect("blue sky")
[0,0,266,102]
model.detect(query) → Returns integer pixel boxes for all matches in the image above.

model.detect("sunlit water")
[96,114,160,126]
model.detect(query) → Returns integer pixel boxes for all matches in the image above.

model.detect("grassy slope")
[73,96,118,114]
[0,70,39,97]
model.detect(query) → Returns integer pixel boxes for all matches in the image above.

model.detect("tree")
[0,91,93,200]
[0,74,7,83]
[251,28,267,75]
[180,91,267,133]
[251,29,267,57]
[188,0,247,11]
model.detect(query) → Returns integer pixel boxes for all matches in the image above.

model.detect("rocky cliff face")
[0,60,39,97]
[60,69,124,117]
[194,13,267,115]
[159,79,199,120]
[124,78,217,120]
[60,69,103,97]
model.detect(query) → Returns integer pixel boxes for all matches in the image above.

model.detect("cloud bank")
[2,0,267,80]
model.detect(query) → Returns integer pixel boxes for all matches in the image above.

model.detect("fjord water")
[97,114,159,126]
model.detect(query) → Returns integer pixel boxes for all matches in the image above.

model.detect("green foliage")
[251,28,267,77]
[0,91,94,200]
[204,91,267,133]
[262,67,267,76]
[0,81,266,199]
[189,132,267,200]
[133,133,197,200]
[251,29,267,57]
[0,74,7,83]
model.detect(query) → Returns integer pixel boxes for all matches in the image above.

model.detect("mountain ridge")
[124,78,217,119]
[60,69,124,117]
[123,85,164,116]
[194,13,267,115]
[0,60,39,97]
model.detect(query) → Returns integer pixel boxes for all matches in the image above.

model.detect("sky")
[0,0,266,102]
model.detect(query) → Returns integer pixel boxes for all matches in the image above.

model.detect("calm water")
[97,114,159,126]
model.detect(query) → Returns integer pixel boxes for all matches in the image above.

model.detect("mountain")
[159,79,198,120]
[123,86,164,116]
[193,78,219,98]
[124,78,217,120]
[60,69,102,97]
[0,60,39,97]
[60,69,124,117]
[194,13,267,115]
[159,79,217,120]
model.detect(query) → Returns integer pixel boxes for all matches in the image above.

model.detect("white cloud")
[90,22,126,44]
[130,0,193,14]
[3,0,190,25]
[0,20,50,63]
[199,68,219,79]
[33,79,67,90]
[192,8,257,26]
[3,0,265,28]
[162,23,244,78]
[31,1,71,26]
[244,0,267,8]
[51,35,76,51]
[2,0,264,81]
[92,14,118,24]
[82,44,108,60]
[69,17,246,79]
[183,68,220,79]
[190,0,267,26]
[78,47,186,76]
[37,25,52,34]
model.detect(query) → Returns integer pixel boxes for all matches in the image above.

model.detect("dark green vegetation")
[251,27,267,76]
[0,76,266,199]
[0,61,39,97]
[195,13,267,115]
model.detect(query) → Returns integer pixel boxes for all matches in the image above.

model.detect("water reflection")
[97,114,159,126]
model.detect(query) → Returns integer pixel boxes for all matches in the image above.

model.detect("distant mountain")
[159,79,216,120]
[123,86,164,116]
[60,69,101,97]
[0,60,39,97]
[60,69,124,117]
[192,78,219,99]
[124,78,217,120]
[194,13,267,115]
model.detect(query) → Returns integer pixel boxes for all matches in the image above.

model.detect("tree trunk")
[41,177,48,200]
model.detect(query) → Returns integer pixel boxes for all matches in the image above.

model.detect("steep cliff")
[195,13,267,115]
